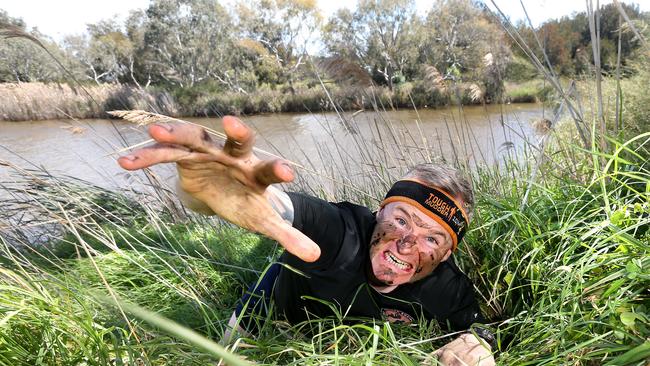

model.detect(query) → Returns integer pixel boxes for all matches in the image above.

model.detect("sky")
[0,0,648,43]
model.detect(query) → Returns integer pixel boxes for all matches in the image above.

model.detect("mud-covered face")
[368,202,454,289]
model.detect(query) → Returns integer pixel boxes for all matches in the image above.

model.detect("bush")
[505,56,539,82]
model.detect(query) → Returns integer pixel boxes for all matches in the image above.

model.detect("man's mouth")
[383,251,413,272]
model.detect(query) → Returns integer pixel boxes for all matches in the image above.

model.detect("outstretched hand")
[433,333,495,366]
[117,116,321,262]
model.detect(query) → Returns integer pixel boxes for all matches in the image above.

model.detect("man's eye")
[396,218,406,226]
[426,237,438,245]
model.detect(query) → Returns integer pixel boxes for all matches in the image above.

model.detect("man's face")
[368,201,453,288]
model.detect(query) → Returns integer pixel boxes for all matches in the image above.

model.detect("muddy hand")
[433,333,494,366]
[117,116,321,262]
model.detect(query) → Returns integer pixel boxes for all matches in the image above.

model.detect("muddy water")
[0,104,547,197]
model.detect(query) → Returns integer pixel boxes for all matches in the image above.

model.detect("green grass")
[1,125,648,365]
[504,79,555,103]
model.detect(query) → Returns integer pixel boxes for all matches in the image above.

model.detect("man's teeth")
[386,252,411,270]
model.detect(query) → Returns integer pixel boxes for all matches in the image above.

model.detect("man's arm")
[421,262,496,365]
[176,179,295,226]
[118,116,317,262]
[435,303,495,365]
[266,185,294,225]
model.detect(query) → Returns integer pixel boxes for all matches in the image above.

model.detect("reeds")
[0,82,178,121]
[0,81,545,122]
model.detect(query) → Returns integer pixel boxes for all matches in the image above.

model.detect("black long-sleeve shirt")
[273,193,485,331]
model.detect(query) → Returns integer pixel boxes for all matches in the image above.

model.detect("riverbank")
[0,81,548,121]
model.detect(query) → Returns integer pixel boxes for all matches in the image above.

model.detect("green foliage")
[619,59,650,133]
[63,19,135,84]
[505,80,554,103]
[0,10,72,83]
[2,1,650,364]
[1,0,647,103]
[421,0,511,101]
[235,0,322,89]
[67,251,236,330]
[323,0,422,90]
[510,2,645,77]
[0,269,133,366]
[0,174,280,364]
[409,81,450,107]
[504,56,539,82]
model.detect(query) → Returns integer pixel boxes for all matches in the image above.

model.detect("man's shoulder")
[437,256,468,278]
[288,193,373,216]
[284,193,376,268]
[416,257,473,293]
[332,201,377,237]
[406,257,479,325]
[332,201,374,218]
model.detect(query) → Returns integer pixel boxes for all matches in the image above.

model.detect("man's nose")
[397,234,418,252]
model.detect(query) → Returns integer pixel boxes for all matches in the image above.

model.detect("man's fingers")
[148,123,221,155]
[118,143,214,170]
[254,159,295,186]
[223,116,255,158]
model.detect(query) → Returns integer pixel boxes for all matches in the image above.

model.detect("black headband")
[380,180,469,250]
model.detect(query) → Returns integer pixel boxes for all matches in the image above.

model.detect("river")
[0,104,547,200]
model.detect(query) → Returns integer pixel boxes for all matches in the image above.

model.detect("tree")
[234,0,323,92]
[63,19,135,84]
[510,2,643,77]
[0,10,70,82]
[421,0,511,100]
[140,0,238,88]
[589,2,641,72]
[323,0,422,89]
[538,19,580,75]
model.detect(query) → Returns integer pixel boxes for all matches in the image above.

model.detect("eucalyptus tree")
[140,0,238,89]
[63,19,135,85]
[421,0,511,101]
[323,0,422,90]
[0,10,69,82]
[234,0,323,92]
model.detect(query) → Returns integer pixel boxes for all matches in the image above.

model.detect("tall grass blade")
[100,297,252,366]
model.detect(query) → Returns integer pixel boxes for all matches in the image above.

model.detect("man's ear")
[442,248,452,262]
[376,206,384,219]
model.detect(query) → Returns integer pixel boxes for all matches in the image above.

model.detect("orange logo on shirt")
[381,308,414,324]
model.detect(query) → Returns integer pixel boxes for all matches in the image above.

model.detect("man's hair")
[402,163,475,221]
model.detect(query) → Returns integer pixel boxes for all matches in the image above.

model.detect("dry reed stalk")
[613,0,650,54]
[587,0,608,154]
[422,65,448,93]
[489,0,591,150]
[317,56,373,88]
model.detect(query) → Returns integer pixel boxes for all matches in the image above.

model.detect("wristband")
[472,326,497,350]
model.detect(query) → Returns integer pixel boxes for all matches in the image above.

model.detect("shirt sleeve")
[444,279,486,331]
[418,263,487,331]
[285,192,347,269]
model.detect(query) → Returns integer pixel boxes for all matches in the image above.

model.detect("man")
[118,116,495,365]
